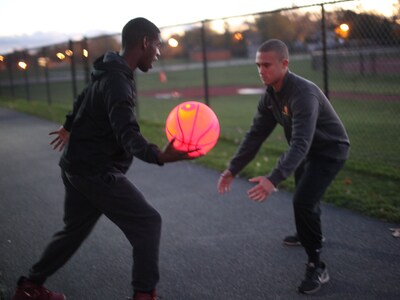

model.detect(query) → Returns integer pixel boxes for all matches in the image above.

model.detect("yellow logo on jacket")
[282,105,290,117]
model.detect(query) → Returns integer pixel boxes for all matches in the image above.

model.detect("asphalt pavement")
[0,107,399,300]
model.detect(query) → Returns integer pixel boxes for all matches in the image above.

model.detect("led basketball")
[165,101,220,157]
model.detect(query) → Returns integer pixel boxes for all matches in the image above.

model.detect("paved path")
[0,107,399,300]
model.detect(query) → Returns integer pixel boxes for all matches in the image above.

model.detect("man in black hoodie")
[12,18,195,300]
[217,39,350,295]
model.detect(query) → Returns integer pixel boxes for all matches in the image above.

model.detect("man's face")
[255,50,288,88]
[138,34,162,72]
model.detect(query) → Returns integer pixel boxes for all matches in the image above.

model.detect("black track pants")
[29,170,161,292]
[293,156,345,259]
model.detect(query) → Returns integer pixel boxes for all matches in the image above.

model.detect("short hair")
[257,39,289,60]
[121,17,160,50]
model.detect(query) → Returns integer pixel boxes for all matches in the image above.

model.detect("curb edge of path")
[0,271,6,300]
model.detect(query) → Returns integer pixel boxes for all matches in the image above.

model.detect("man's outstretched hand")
[247,176,277,202]
[158,138,202,163]
[217,169,234,195]
[49,126,70,152]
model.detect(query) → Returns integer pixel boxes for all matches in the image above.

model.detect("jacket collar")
[267,71,293,98]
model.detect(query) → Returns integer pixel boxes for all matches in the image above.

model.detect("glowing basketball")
[165,101,220,157]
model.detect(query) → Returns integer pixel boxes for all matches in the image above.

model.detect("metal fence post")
[7,54,15,98]
[82,37,90,84]
[359,52,365,76]
[23,69,30,101]
[201,21,210,107]
[0,56,3,97]
[69,40,78,99]
[370,52,376,75]
[23,51,30,101]
[42,47,52,104]
[321,4,329,99]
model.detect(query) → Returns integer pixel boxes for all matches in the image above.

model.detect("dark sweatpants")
[28,169,161,292]
[293,156,345,262]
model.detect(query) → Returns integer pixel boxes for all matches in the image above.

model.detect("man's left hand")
[49,126,70,152]
[247,176,277,202]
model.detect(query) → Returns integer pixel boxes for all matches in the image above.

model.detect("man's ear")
[142,36,149,50]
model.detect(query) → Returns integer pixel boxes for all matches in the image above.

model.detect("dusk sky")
[0,0,397,53]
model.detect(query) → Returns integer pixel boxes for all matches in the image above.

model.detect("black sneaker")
[283,234,326,246]
[283,234,302,246]
[298,262,329,294]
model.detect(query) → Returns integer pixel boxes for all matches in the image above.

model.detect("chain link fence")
[0,0,399,185]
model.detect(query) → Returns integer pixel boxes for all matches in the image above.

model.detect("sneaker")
[12,276,66,300]
[283,234,326,246]
[129,290,157,300]
[298,262,330,294]
[283,234,302,246]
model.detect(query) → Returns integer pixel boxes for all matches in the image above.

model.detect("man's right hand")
[217,169,234,195]
[158,138,201,163]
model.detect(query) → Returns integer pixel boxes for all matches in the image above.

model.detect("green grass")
[0,97,70,122]
[140,95,400,223]
[1,57,399,223]
[1,96,399,223]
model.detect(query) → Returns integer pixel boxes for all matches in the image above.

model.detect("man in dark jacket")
[217,39,350,295]
[12,18,195,300]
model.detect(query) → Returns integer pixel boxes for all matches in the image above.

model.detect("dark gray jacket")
[60,52,162,175]
[228,71,350,186]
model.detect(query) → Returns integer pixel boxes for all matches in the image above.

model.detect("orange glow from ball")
[165,101,220,157]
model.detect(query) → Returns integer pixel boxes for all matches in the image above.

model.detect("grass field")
[0,58,399,223]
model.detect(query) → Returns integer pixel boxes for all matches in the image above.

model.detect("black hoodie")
[59,52,162,175]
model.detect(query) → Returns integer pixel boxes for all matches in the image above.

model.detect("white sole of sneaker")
[298,273,330,294]
[283,242,302,246]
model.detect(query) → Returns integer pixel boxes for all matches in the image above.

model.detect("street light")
[340,23,349,32]
[18,61,28,70]
[37,57,49,67]
[0,55,4,95]
[56,52,66,60]
[65,49,73,57]
[335,23,350,39]
[233,32,244,41]
[168,38,179,48]
[18,59,30,101]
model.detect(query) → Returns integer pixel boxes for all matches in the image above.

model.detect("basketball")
[165,101,220,157]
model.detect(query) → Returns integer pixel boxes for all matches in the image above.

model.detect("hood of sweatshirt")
[91,51,133,81]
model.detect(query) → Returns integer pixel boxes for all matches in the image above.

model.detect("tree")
[336,10,397,45]
[255,13,297,43]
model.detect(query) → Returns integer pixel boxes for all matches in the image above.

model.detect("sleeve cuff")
[267,170,285,187]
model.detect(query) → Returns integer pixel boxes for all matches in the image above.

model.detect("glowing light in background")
[340,23,350,32]
[161,27,186,41]
[56,52,65,60]
[168,38,179,48]
[335,23,350,39]
[82,49,89,57]
[233,32,244,41]
[18,61,27,70]
[65,49,73,56]
[37,57,49,67]
[210,20,226,34]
